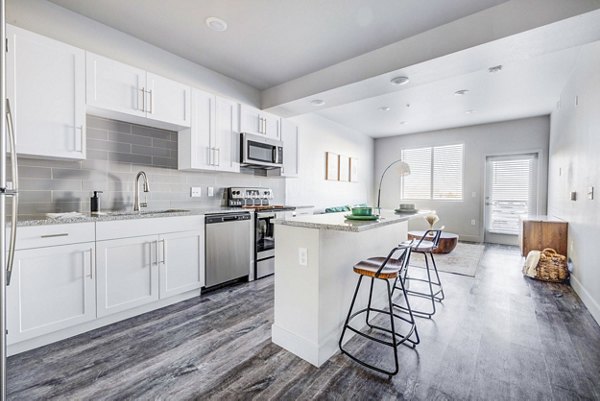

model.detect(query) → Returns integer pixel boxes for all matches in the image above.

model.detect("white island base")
[272,211,421,367]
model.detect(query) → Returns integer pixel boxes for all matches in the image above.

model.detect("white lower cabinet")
[96,235,159,317]
[159,230,205,299]
[7,242,96,344]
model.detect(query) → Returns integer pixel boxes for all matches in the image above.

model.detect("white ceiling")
[48,0,509,90]
[46,0,600,138]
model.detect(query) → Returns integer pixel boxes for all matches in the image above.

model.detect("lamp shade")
[395,161,411,177]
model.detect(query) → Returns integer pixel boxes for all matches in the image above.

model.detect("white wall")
[375,117,550,242]
[286,114,374,210]
[6,0,260,106]
[548,41,600,324]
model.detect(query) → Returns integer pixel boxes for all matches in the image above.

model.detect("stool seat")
[353,258,402,279]
[402,239,436,252]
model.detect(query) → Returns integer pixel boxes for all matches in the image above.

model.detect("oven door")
[255,211,283,279]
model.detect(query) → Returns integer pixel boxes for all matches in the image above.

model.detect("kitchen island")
[272,209,426,367]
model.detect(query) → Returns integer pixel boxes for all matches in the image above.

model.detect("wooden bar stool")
[338,243,419,377]
[396,228,446,319]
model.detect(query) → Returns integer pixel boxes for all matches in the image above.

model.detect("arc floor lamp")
[376,159,411,211]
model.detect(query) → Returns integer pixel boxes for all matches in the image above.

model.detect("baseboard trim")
[571,274,600,325]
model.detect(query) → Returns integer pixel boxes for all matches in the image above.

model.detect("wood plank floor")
[7,245,600,400]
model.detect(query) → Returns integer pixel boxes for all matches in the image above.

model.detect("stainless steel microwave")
[240,132,284,169]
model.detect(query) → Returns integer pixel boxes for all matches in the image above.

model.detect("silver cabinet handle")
[160,239,166,264]
[215,148,220,166]
[140,87,146,112]
[40,233,69,238]
[147,89,154,114]
[85,248,93,279]
[5,99,19,286]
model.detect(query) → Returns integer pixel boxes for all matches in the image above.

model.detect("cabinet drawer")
[96,216,204,241]
[14,223,95,250]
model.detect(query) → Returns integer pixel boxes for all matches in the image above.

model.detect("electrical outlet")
[207,186,214,197]
[298,248,308,266]
[190,187,202,198]
[470,219,476,226]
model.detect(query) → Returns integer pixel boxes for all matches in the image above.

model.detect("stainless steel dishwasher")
[205,212,252,288]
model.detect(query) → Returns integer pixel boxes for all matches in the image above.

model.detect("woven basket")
[535,248,569,282]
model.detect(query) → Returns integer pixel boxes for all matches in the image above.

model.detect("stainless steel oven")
[240,132,283,169]
[255,211,281,279]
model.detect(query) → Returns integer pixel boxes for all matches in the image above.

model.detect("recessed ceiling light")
[309,99,325,106]
[379,106,391,112]
[488,65,503,73]
[390,76,409,86]
[399,121,407,125]
[454,89,469,96]
[206,17,228,32]
[465,109,476,114]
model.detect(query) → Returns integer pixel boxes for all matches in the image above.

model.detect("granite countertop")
[273,209,429,232]
[14,207,248,227]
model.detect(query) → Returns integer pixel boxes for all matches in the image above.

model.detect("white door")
[281,119,299,177]
[239,104,262,135]
[146,72,191,127]
[159,230,205,299]
[86,52,146,118]
[6,25,86,160]
[96,235,159,317]
[484,153,539,245]
[6,243,96,344]
[214,96,240,172]
[263,112,281,140]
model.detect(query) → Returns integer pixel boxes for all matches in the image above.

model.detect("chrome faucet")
[133,171,150,212]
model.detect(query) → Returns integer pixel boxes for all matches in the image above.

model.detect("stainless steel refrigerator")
[1,0,19,398]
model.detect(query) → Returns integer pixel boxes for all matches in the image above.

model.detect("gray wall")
[548,41,600,324]
[17,116,285,215]
[374,116,550,242]
[287,114,374,210]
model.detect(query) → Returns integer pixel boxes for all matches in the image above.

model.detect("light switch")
[470,219,476,226]
[570,191,577,201]
[190,187,202,198]
[298,248,308,266]
[207,186,214,197]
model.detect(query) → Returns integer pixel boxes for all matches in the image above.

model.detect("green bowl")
[351,206,373,216]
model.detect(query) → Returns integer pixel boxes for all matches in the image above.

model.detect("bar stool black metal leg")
[366,277,375,329]
[385,279,399,378]
[430,254,445,301]
[391,273,420,347]
[398,252,437,318]
[339,275,363,351]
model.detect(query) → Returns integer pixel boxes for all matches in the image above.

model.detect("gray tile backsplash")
[14,116,285,215]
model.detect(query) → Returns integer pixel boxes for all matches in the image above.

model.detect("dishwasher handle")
[205,213,251,224]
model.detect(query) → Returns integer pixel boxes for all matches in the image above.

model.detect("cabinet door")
[179,89,214,170]
[239,104,262,135]
[281,119,299,177]
[6,25,86,160]
[146,72,191,127]
[6,243,96,344]
[214,97,240,173]
[159,230,205,299]
[263,112,281,140]
[86,52,146,118]
[96,235,159,317]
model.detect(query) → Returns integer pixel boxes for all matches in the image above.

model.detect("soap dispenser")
[91,191,103,213]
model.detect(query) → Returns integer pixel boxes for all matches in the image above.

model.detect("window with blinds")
[487,155,537,235]
[401,144,463,200]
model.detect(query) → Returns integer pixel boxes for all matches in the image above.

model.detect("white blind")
[433,144,463,200]
[401,144,463,200]
[401,147,431,200]
[488,156,536,235]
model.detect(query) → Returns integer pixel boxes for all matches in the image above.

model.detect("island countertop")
[273,209,428,232]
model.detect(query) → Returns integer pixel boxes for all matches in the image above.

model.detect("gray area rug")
[410,242,485,277]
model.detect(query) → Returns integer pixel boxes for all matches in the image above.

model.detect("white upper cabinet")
[239,104,280,140]
[6,25,86,160]
[146,72,191,127]
[179,88,240,172]
[281,119,299,177]
[86,52,191,129]
[86,52,146,119]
